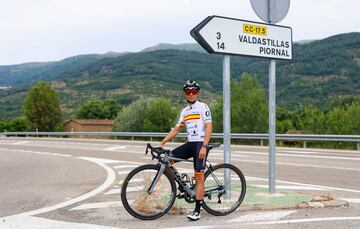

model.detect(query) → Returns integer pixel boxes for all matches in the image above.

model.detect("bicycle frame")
[146,154,225,199]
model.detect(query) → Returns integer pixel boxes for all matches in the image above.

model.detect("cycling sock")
[195,199,202,213]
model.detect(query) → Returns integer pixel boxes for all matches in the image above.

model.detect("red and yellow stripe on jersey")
[184,114,200,121]
[179,122,185,127]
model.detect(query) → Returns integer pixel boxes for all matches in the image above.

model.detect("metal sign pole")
[269,59,276,193]
[223,55,231,165]
[268,0,276,194]
[223,55,231,196]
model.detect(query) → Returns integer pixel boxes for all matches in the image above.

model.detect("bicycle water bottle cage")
[181,174,190,183]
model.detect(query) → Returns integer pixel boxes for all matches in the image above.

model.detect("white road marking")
[247,176,360,193]
[1,215,121,229]
[69,201,122,211]
[11,141,30,145]
[166,226,215,229]
[105,186,144,195]
[251,216,360,225]
[232,150,360,161]
[252,185,328,191]
[339,198,360,203]
[223,157,360,172]
[228,210,296,223]
[104,146,127,151]
[212,152,248,158]
[104,189,120,195]
[118,170,131,175]
[113,165,138,169]
[119,178,143,185]
[5,156,116,217]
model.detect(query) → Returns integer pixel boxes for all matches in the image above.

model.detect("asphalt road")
[0,137,359,229]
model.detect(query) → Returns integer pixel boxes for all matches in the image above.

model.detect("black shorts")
[170,142,208,172]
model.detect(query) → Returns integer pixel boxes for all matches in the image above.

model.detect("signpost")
[191,16,292,60]
[191,8,292,194]
[250,0,291,193]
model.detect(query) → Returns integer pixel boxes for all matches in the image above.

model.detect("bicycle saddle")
[207,143,221,150]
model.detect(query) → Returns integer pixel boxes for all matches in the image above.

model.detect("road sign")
[250,0,290,23]
[191,15,292,60]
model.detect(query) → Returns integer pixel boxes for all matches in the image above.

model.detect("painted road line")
[211,153,248,158]
[166,226,215,229]
[339,198,360,203]
[113,165,138,169]
[228,210,296,223]
[119,178,143,185]
[252,185,328,191]
[1,215,121,229]
[220,157,360,172]
[11,141,30,145]
[104,146,127,151]
[118,171,131,175]
[105,186,144,195]
[251,216,360,225]
[247,176,360,194]
[69,201,122,211]
[231,150,360,161]
[4,156,116,217]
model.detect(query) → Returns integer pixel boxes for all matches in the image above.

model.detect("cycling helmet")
[183,80,200,92]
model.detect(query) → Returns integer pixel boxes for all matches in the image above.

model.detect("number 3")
[216,32,221,40]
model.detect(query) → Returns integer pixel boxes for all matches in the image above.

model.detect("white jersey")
[176,101,212,142]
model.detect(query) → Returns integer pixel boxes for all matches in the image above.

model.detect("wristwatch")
[202,144,208,148]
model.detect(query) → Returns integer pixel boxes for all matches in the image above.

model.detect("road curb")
[169,197,349,215]
[239,198,349,212]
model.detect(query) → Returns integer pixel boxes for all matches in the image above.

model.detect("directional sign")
[191,15,293,60]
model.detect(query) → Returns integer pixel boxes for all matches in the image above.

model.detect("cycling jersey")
[176,101,212,142]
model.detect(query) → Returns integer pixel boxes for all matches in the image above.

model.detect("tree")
[112,98,150,132]
[344,102,360,135]
[76,99,121,119]
[23,81,63,131]
[144,98,179,132]
[6,117,28,132]
[212,73,268,133]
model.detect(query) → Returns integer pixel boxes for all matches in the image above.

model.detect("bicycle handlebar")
[145,143,170,163]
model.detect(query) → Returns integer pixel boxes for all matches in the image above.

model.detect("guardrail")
[1,131,359,150]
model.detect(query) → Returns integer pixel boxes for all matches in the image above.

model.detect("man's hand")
[198,147,206,159]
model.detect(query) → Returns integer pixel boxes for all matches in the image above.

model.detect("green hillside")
[0,32,359,120]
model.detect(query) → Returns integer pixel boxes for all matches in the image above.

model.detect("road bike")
[120,143,246,220]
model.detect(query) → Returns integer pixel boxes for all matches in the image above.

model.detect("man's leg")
[187,142,207,221]
[194,171,205,212]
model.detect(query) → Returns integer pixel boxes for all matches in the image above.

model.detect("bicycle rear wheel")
[121,164,176,220]
[202,163,246,216]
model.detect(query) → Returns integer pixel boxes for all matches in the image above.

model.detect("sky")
[0,0,359,65]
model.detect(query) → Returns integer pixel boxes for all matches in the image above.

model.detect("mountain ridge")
[0,32,359,120]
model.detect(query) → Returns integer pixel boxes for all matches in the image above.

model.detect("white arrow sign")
[191,16,293,60]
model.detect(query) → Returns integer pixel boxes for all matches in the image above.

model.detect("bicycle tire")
[121,164,176,220]
[202,163,246,216]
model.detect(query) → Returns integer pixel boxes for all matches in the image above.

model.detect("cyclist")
[159,80,212,221]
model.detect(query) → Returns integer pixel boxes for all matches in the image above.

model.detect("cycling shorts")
[170,142,208,172]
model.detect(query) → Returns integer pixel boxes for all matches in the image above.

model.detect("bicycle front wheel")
[202,163,246,216]
[121,164,176,220]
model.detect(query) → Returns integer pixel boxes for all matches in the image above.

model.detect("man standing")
[159,80,212,221]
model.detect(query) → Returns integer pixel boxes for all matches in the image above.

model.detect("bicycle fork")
[147,163,166,194]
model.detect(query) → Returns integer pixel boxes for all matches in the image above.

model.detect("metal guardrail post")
[261,139,264,146]
[303,141,307,148]
[358,142,360,151]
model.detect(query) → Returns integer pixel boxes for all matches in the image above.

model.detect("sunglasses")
[185,90,198,96]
